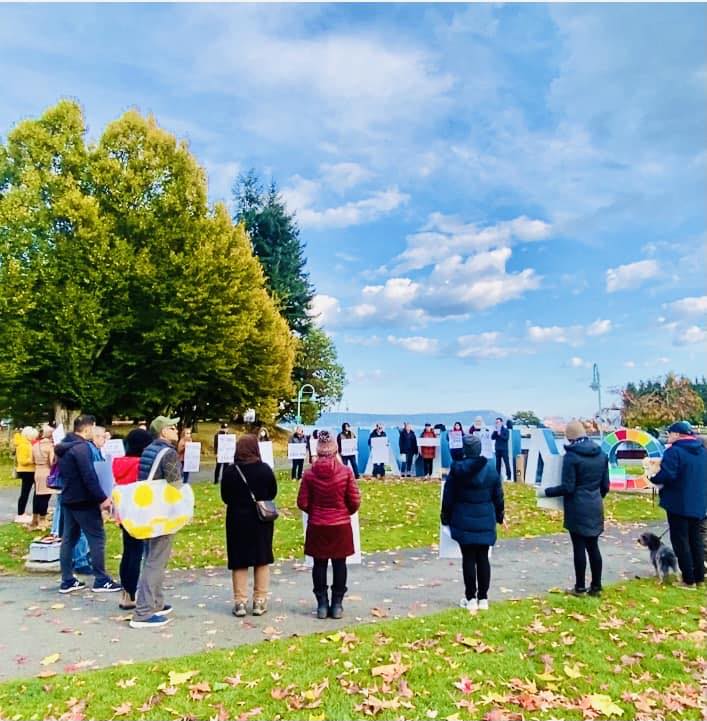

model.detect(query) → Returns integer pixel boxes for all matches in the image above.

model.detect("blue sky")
[1,3,705,419]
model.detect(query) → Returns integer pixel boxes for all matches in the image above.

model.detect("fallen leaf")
[563,662,582,679]
[40,653,60,666]
[453,676,474,694]
[167,669,198,686]
[588,693,624,717]
[112,701,132,716]
[116,677,137,688]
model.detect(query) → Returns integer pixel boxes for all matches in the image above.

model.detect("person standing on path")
[539,420,609,596]
[491,417,512,481]
[398,423,418,477]
[449,421,465,463]
[298,431,361,619]
[648,421,706,589]
[290,426,307,480]
[420,423,437,479]
[213,422,229,484]
[112,428,153,611]
[337,423,360,479]
[221,435,278,618]
[14,426,38,524]
[368,424,387,479]
[55,415,121,594]
[441,434,504,613]
[31,424,56,530]
[130,416,182,629]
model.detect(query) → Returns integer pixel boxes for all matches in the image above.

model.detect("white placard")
[309,437,319,458]
[52,424,65,445]
[340,438,357,457]
[183,441,201,473]
[258,441,274,469]
[370,436,389,464]
[104,438,125,458]
[418,436,440,447]
[302,511,362,565]
[93,460,114,498]
[217,433,237,464]
[288,443,307,460]
[449,431,463,450]
[479,428,494,459]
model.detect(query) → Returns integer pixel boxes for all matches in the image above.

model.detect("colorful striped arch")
[601,427,664,464]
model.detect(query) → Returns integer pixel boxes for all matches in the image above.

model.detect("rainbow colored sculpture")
[601,428,664,491]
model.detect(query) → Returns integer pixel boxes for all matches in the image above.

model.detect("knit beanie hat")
[462,434,482,459]
[565,420,586,440]
[316,430,338,457]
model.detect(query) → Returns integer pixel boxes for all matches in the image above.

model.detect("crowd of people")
[8,413,705,629]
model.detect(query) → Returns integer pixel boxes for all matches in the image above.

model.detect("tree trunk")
[53,402,81,434]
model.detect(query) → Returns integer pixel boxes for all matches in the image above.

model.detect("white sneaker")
[467,599,478,614]
[478,599,489,611]
[459,597,468,609]
[14,514,31,524]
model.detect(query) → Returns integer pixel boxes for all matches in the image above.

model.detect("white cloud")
[320,162,373,192]
[387,335,439,354]
[281,176,409,229]
[586,319,612,336]
[363,277,420,305]
[663,295,707,318]
[456,332,513,360]
[527,319,613,346]
[624,360,636,368]
[352,368,385,383]
[569,356,590,368]
[674,325,707,346]
[343,335,381,347]
[606,259,659,293]
[309,294,341,327]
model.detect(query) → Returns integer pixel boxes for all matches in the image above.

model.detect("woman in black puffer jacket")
[540,420,610,596]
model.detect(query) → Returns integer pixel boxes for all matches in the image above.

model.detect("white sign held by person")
[52,424,66,445]
[259,441,274,469]
[302,511,362,565]
[479,428,494,459]
[418,436,440,448]
[288,443,307,460]
[217,434,237,464]
[370,436,389,464]
[183,442,201,473]
[104,438,125,458]
[340,438,357,457]
[448,431,463,450]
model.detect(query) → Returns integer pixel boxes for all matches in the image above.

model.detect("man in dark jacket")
[649,421,706,588]
[56,415,121,594]
[540,420,609,596]
[441,434,504,612]
[130,415,182,628]
[491,417,511,481]
[398,423,418,477]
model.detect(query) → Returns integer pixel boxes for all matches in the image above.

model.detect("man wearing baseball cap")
[648,420,706,589]
[130,416,182,627]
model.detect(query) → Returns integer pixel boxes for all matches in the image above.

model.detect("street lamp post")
[295,383,316,425]
[590,363,603,439]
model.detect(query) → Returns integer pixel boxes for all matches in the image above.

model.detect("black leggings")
[569,532,602,591]
[33,493,51,516]
[120,526,145,600]
[312,558,347,595]
[460,544,491,600]
[17,472,35,515]
[423,458,433,476]
[291,459,304,480]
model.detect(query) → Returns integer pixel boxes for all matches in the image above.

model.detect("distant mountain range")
[316,410,505,430]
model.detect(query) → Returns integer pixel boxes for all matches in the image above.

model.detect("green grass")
[0,477,664,575]
[0,579,701,720]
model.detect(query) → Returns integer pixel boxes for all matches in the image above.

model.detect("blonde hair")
[21,426,39,441]
[41,424,54,439]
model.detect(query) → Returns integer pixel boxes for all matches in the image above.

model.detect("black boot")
[314,590,329,620]
[329,588,346,619]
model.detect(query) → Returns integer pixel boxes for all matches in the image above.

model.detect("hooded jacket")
[651,438,707,519]
[14,435,35,472]
[545,438,610,536]
[398,428,418,455]
[55,433,107,508]
[297,457,361,526]
[441,457,504,546]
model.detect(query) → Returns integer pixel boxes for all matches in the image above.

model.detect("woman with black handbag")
[221,435,278,618]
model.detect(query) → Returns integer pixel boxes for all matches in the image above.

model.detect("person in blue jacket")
[491,417,511,480]
[648,421,706,588]
[441,434,504,613]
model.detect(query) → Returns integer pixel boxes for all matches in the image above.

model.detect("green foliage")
[622,372,704,429]
[512,410,543,426]
[691,376,707,423]
[233,171,314,335]
[0,102,295,424]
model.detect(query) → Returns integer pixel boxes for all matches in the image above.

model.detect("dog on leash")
[637,532,678,583]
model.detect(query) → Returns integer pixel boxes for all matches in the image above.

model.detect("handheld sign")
[309,436,318,458]
[258,441,274,469]
[288,443,307,460]
[94,461,114,498]
[418,436,440,447]
[448,431,463,450]
[340,438,357,457]
[370,437,388,464]
[217,434,237,464]
[52,424,66,445]
[183,442,201,473]
[104,438,125,458]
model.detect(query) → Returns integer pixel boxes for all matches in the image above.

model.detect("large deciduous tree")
[621,373,704,429]
[0,101,295,426]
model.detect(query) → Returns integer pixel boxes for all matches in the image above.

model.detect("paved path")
[0,521,661,681]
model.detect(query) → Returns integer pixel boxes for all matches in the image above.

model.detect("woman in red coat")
[297,431,361,619]
[420,423,437,479]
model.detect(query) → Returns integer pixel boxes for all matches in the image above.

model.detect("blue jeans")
[342,456,359,479]
[52,495,91,569]
[60,505,110,586]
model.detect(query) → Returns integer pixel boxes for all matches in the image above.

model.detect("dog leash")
[657,527,670,541]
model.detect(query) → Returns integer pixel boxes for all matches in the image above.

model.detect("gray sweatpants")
[133,534,174,621]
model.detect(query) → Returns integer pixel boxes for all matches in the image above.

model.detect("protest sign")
[259,441,274,469]
[217,433,237,464]
[104,438,125,458]
[288,443,307,460]
[340,438,357,457]
[448,430,463,449]
[183,442,201,473]
[370,436,388,464]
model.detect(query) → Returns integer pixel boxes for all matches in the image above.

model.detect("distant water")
[315,409,505,430]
